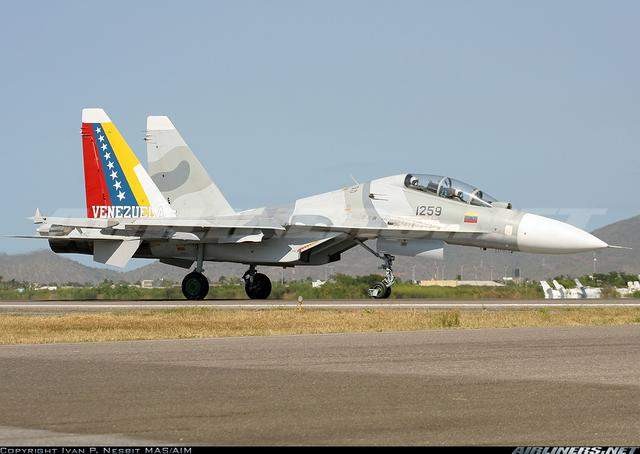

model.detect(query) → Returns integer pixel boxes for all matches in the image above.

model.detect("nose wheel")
[182,271,209,300]
[356,240,395,299]
[243,265,272,299]
[369,281,392,299]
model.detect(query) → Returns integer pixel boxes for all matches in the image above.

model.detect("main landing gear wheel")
[243,268,272,300]
[182,272,209,300]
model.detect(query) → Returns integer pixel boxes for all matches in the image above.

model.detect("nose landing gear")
[243,265,272,299]
[356,240,395,299]
[368,253,395,299]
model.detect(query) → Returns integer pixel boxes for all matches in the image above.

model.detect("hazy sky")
[1,0,639,254]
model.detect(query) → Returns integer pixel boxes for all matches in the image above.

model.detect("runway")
[0,325,639,445]
[1,298,639,313]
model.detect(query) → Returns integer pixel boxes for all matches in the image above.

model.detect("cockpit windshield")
[404,174,498,207]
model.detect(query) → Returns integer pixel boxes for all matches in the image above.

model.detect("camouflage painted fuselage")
[90,174,521,268]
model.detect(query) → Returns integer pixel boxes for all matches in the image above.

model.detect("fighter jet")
[574,279,602,299]
[540,279,603,299]
[552,280,569,298]
[21,108,611,300]
[540,281,563,299]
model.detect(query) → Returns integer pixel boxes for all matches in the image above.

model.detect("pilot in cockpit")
[472,189,484,199]
[439,182,464,202]
[449,188,466,202]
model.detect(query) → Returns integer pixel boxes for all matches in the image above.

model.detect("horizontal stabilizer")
[94,239,141,268]
[33,216,120,229]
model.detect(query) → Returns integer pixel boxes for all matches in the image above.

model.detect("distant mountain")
[1,215,638,285]
[439,214,640,281]
[0,250,120,285]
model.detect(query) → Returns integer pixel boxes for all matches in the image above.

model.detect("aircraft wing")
[18,215,287,268]
[293,223,489,239]
[117,217,285,231]
[36,215,284,230]
[32,216,285,242]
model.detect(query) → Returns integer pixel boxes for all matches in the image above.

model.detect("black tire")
[245,273,272,299]
[182,272,209,300]
[371,282,388,299]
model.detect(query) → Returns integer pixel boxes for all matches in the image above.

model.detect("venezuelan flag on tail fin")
[81,108,175,219]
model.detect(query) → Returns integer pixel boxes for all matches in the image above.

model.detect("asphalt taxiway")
[1,298,640,313]
[0,325,638,445]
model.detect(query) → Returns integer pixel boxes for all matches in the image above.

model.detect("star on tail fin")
[81,108,175,219]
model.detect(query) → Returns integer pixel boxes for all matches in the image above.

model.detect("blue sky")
[1,0,639,255]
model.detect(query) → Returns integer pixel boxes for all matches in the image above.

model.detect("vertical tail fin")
[539,281,552,299]
[146,116,234,217]
[81,108,175,219]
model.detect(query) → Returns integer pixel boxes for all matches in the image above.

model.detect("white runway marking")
[1,302,640,310]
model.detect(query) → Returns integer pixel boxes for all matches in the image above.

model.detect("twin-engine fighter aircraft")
[24,109,610,300]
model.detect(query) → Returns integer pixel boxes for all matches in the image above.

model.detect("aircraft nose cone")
[517,213,608,253]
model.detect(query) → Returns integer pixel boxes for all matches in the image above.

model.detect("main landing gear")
[182,271,209,300]
[181,243,210,300]
[178,242,272,300]
[180,265,273,301]
[357,240,396,299]
[243,265,272,299]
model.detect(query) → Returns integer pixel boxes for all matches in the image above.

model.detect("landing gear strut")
[181,244,209,300]
[243,265,272,299]
[356,240,395,299]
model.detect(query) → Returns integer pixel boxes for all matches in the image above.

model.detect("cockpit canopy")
[404,174,498,208]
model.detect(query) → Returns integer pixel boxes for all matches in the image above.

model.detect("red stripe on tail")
[82,123,111,217]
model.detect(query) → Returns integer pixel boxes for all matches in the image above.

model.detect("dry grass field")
[0,307,639,344]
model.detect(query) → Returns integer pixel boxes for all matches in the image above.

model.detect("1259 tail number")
[416,205,442,216]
